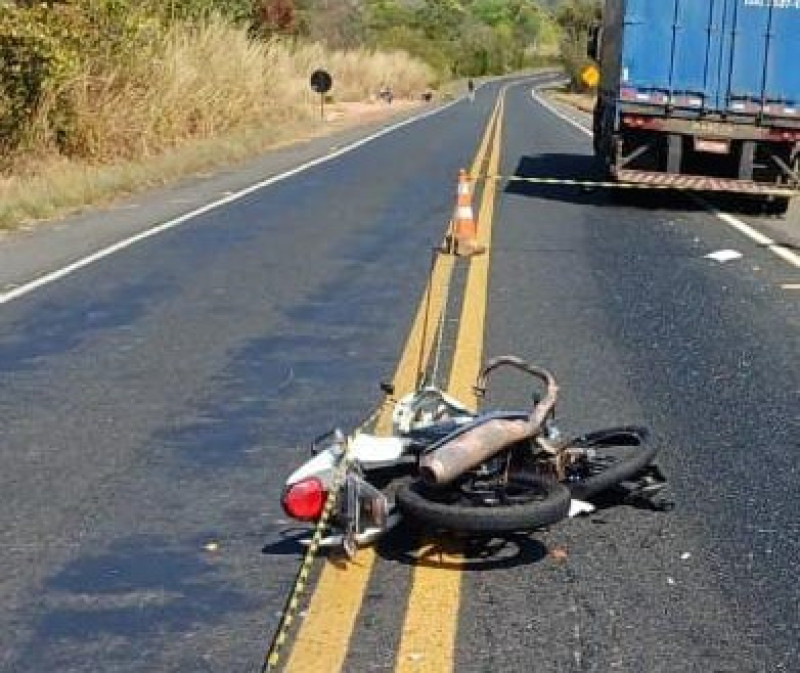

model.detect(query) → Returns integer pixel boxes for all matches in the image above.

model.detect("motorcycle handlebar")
[474,355,559,434]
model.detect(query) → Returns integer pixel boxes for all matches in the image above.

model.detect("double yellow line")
[281,89,507,673]
[394,90,505,673]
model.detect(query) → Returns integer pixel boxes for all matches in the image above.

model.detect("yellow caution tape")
[262,399,388,672]
[480,173,798,197]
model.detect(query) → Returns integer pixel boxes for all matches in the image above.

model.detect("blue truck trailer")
[590,0,800,214]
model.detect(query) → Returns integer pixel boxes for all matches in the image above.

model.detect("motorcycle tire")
[564,426,658,501]
[396,473,570,534]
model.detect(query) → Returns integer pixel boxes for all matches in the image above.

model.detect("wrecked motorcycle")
[280,355,666,556]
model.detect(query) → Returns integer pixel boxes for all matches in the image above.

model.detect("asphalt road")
[1,75,798,672]
[459,85,800,673]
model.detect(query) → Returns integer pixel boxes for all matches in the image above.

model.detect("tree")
[293,0,366,49]
[253,0,296,35]
[555,0,600,41]
[414,0,465,41]
[554,0,601,89]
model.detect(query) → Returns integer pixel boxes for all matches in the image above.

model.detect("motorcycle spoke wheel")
[564,426,658,501]
[461,474,548,507]
[397,472,570,534]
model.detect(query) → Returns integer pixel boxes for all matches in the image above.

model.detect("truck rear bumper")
[617,104,800,136]
[614,169,797,197]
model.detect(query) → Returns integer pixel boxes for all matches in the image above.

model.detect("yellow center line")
[392,538,466,673]
[469,99,499,180]
[375,252,457,434]
[395,90,506,673]
[449,93,504,407]
[283,254,453,673]
[283,95,504,673]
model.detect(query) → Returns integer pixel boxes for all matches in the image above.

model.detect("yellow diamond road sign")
[580,64,599,88]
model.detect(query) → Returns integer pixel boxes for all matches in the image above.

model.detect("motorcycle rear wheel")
[563,426,658,500]
[396,473,570,534]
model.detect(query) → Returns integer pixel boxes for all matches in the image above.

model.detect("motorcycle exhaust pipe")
[418,418,532,486]
[418,381,558,486]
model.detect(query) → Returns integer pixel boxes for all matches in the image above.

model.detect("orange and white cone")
[449,169,485,256]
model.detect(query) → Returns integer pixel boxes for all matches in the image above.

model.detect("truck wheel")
[592,102,603,156]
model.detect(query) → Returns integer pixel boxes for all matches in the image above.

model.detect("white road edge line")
[531,88,592,138]
[698,205,800,268]
[530,88,800,270]
[0,100,460,307]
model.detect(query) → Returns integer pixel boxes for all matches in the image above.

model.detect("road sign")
[580,64,599,88]
[310,69,332,94]
[310,69,333,120]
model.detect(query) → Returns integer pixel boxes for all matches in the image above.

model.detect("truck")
[589,0,800,214]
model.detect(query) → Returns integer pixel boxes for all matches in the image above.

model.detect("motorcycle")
[280,355,666,557]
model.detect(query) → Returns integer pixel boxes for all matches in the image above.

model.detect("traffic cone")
[448,169,485,256]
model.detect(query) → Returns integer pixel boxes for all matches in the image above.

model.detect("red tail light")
[282,478,325,521]
[623,115,647,128]
[768,128,800,142]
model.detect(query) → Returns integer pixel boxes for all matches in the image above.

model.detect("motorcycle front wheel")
[396,472,570,534]
[563,426,658,500]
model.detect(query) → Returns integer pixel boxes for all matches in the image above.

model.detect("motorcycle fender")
[285,435,409,490]
[350,433,405,465]
[285,449,339,489]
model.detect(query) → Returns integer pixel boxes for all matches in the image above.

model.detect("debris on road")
[705,249,743,263]
[569,499,596,517]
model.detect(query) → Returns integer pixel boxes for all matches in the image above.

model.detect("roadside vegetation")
[553,0,602,91]
[0,0,597,228]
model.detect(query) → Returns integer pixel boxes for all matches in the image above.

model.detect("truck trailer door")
[669,0,728,110]
[622,0,676,100]
[726,1,800,117]
[623,0,731,111]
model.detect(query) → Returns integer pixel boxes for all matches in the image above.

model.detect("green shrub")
[554,0,601,90]
[0,1,168,160]
[0,3,81,158]
[0,0,433,173]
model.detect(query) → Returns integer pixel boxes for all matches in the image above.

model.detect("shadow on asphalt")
[262,468,674,566]
[16,534,257,669]
[584,489,675,517]
[0,277,166,375]
[375,521,548,572]
[262,489,674,571]
[261,529,313,556]
[505,153,790,217]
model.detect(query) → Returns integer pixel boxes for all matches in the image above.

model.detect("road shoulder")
[0,101,437,297]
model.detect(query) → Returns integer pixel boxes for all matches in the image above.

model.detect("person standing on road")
[467,78,475,102]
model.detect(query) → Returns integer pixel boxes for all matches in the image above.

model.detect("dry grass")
[0,101,424,227]
[547,88,597,114]
[2,17,435,229]
[1,124,296,226]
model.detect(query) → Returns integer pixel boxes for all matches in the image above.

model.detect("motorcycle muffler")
[418,418,534,486]
[419,361,558,486]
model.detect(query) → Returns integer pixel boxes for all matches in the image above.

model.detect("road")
[0,74,797,672]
